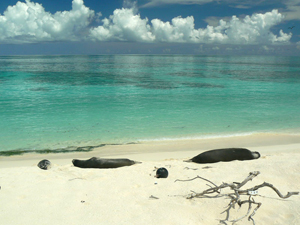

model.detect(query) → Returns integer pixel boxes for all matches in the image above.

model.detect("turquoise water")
[1,55,300,154]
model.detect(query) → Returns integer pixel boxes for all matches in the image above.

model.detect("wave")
[136,132,258,142]
[137,131,300,142]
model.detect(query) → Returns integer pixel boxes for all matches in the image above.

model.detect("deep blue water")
[1,55,300,154]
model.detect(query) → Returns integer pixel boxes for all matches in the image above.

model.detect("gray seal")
[185,148,260,164]
[37,159,52,170]
[72,157,141,169]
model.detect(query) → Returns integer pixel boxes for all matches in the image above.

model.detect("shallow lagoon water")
[1,55,300,153]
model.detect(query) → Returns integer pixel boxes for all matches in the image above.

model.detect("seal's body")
[37,159,52,170]
[72,157,140,169]
[186,148,260,164]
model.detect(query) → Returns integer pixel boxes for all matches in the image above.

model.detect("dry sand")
[0,133,299,225]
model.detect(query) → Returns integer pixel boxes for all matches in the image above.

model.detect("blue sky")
[0,0,299,55]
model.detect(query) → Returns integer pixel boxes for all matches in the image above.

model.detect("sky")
[0,0,299,55]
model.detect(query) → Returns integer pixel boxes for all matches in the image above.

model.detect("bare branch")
[175,175,218,188]
[250,182,299,199]
[176,171,299,224]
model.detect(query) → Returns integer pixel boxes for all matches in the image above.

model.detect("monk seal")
[37,159,52,170]
[185,148,260,164]
[155,167,168,178]
[72,157,141,169]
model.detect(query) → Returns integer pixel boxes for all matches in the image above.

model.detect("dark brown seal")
[185,148,260,164]
[72,157,141,169]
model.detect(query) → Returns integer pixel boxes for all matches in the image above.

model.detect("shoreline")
[1,132,300,168]
[0,133,299,224]
[2,130,300,155]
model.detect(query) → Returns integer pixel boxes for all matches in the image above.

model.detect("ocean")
[1,55,300,155]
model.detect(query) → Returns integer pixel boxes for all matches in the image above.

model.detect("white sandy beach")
[0,133,300,225]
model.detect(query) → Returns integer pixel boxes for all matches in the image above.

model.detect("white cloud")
[0,0,292,45]
[90,8,291,44]
[217,10,292,44]
[151,16,197,42]
[89,8,155,42]
[0,0,94,43]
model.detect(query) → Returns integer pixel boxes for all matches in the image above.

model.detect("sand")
[0,133,299,225]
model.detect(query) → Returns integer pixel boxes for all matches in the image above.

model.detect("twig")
[236,171,260,189]
[184,167,199,170]
[175,175,218,188]
[149,195,159,199]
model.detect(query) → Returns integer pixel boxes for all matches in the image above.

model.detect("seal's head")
[72,159,81,167]
[155,167,168,178]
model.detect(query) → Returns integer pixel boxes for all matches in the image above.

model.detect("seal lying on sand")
[37,159,52,170]
[72,157,141,169]
[185,148,260,164]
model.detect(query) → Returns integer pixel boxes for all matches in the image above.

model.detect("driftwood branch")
[247,182,299,199]
[176,171,299,224]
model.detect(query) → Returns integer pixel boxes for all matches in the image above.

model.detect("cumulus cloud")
[90,8,291,44]
[216,10,291,44]
[0,0,292,45]
[89,7,155,42]
[0,0,94,43]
